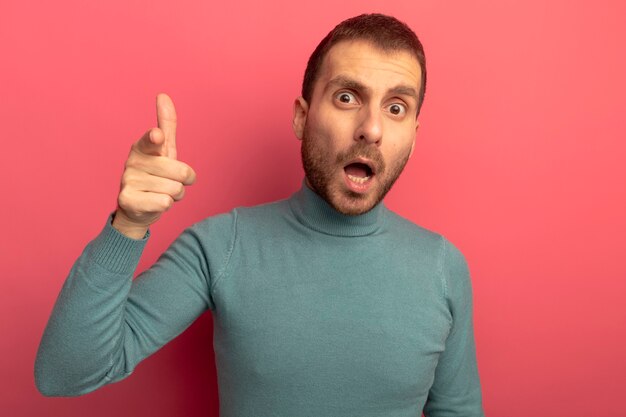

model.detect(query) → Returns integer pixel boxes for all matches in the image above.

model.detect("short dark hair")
[302,13,427,116]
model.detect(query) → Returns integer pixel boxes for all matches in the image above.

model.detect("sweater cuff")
[89,211,151,274]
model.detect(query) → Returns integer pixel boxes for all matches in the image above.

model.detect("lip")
[343,171,374,193]
[343,157,376,194]
[344,157,377,175]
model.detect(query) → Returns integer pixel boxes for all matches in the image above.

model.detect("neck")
[289,179,386,237]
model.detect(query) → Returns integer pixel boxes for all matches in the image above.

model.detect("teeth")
[347,174,370,184]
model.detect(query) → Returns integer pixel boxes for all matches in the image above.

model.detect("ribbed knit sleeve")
[423,237,485,417]
[34,211,222,396]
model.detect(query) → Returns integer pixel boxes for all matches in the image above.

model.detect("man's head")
[293,14,426,216]
[302,14,427,118]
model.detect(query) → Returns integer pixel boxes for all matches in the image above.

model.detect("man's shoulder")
[383,208,468,271]
[190,197,290,233]
[383,208,467,256]
[384,208,442,243]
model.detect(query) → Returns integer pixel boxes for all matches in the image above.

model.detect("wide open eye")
[387,103,407,116]
[336,91,357,104]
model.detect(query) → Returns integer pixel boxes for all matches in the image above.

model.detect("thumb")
[135,127,167,157]
[156,93,178,159]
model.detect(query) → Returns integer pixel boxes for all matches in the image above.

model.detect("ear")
[292,96,309,140]
[409,120,420,158]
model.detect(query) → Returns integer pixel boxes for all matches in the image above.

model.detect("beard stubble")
[300,124,412,216]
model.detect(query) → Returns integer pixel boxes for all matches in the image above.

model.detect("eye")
[335,91,357,105]
[387,103,407,116]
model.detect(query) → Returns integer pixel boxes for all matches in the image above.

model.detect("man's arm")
[34,213,218,396]
[34,94,209,396]
[423,238,485,417]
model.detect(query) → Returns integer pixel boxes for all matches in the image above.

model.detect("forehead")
[315,40,422,96]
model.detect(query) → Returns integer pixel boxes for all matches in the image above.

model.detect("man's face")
[293,40,422,216]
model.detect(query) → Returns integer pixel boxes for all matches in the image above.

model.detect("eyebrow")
[327,75,419,102]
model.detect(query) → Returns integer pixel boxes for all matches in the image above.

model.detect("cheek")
[310,103,356,139]
[382,133,415,166]
[387,124,416,150]
[307,116,345,151]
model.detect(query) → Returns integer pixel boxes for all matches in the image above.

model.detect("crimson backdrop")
[1,1,625,416]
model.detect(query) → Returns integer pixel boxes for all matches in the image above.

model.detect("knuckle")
[118,191,145,219]
[117,190,133,211]
[120,173,129,187]
[121,171,137,187]
[117,192,127,208]
[125,153,139,168]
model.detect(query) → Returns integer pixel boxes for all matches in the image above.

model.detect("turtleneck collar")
[288,179,387,237]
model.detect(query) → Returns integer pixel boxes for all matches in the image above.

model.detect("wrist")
[111,210,149,239]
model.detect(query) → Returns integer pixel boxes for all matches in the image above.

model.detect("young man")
[36,14,484,416]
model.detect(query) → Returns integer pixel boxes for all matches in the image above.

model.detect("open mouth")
[344,161,374,184]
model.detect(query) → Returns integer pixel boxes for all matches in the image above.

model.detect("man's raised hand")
[112,94,196,239]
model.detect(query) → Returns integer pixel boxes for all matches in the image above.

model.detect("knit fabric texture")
[36,182,484,416]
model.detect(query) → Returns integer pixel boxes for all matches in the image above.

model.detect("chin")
[329,190,379,216]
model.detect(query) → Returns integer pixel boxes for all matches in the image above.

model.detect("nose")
[354,105,383,145]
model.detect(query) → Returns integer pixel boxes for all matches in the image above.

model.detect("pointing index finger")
[156,93,177,159]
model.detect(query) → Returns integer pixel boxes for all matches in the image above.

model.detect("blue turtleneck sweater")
[35,183,484,416]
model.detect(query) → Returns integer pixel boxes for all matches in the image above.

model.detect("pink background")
[2,0,625,416]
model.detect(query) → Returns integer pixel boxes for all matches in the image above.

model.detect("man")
[36,13,485,416]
